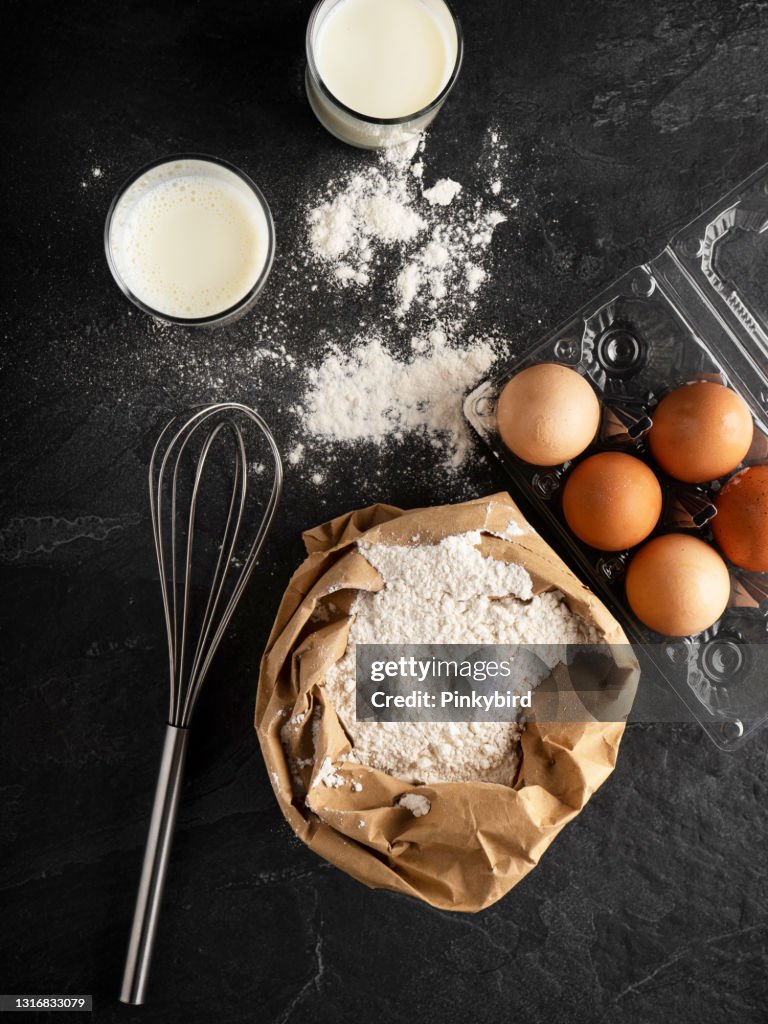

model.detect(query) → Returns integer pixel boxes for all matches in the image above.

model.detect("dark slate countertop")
[3,1,767,1021]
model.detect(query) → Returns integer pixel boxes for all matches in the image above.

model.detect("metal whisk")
[120,402,282,1006]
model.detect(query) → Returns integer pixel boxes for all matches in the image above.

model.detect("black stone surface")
[3,1,768,1021]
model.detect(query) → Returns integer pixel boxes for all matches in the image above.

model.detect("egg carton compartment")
[465,164,768,750]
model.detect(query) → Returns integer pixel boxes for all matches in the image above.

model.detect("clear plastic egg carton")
[465,163,768,749]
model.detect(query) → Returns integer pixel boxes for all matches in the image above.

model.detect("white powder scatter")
[398,793,431,817]
[335,264,370,287]
[466,265,487,293]
[81,166,105,190]
[394,206,507,317]
[424,241,449,267]
[324,533,600,785]
[362,194,424,242]
[471,210,507,248]
[489,518,526,541]
[351,781,363,792]
[300,329,500,471]
[314,756,345,789]
[396,263,422,310]
[382,133,423,165]
[491,179,502,195]
[422,178,462,206]
[288,443,305,466]
[308,168,425,288]
[305,128,515,320]
[310,196,356,259]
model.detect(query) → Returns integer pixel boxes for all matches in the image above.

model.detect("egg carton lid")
[651,162,768,418]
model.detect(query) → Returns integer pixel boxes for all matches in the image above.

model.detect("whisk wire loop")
[148,402,282,728]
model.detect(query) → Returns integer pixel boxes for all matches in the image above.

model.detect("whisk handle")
[120,723,190,1005]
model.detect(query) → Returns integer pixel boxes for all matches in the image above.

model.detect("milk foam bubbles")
[107,158,273,322]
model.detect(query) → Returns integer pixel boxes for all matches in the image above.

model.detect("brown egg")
[626,534,731,636]
[712,465,768,572]
[496,363,600,466]
[648,381,753,483]
[562,452,662,551]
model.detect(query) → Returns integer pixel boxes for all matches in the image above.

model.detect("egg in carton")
[465,162,768,750]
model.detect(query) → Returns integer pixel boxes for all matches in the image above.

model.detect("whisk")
[120,402,282,1006]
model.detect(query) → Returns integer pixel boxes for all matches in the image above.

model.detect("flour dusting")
[324,532,600,785]
[305,128,515,319]
[296,328,501,471]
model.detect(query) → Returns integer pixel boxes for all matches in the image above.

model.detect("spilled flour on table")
[305,127,517,319]
[56,128,526,498]
[293,327,502,472]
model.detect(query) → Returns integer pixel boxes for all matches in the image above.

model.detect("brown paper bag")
[255,493,637,912]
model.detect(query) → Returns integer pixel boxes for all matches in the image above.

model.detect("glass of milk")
[306,0,463,150]
[105,155,275,327]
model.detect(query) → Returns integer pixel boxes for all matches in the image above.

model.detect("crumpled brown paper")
[255,493,637,911]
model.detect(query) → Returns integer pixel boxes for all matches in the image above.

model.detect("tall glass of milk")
[306,0,463,149]
[105,155,275,327]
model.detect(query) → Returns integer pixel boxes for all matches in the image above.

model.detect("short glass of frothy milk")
[306,0,463,149]
[105,155,275,327]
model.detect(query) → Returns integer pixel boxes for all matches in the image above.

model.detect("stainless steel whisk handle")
[120,724,190,1006]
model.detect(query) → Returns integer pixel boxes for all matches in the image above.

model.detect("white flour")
[422,178,462,206]
[295,328,500,471]
[309,167,425,274]
[323,532,600,785]
[305,128,514,318]
[398,793,431,817]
